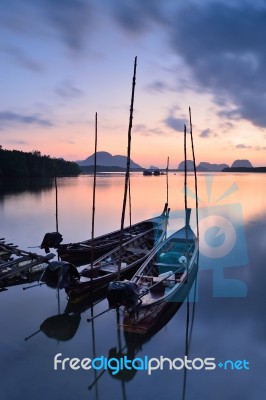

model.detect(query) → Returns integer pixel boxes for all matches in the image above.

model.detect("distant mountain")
[178,160,194,171]
[223,167,266,173]
[231,159,253,168]
[178,160,229,171]
[197,162,229,171]
[77,151,143,169]
[149,165,160,170]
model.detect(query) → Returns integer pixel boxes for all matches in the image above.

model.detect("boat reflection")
[88,266,198,400]
[24,288,106,343]
[24,311,80,342]
[30,313,81,342]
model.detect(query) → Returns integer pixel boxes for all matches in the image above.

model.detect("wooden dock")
[0,238,55,288]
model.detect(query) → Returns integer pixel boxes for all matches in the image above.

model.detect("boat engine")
[107,281,140,309]
[41,261,79,289]
[41,232,63,253]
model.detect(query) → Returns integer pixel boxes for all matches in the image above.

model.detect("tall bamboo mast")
[54,164,59,234]
[184,124,189,279]
[189,107,199,240]
[166,156,169,205]
[55,177,58,233]
[117,56,137,279]
[184,124,188,213]
[128,175,132,229]
[90,112,98,274]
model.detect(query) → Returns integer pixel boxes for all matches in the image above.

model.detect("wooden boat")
[107,109,199,333]
[143,170,152,176]
[57,204,168,265]
[107,208,199,333]
[65,206,170,300]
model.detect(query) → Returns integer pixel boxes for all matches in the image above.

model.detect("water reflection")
[25,313,81,342]
[0,174,265,400]
[23,287,107,347]
[0,177,54,198]
[87,273,198,400]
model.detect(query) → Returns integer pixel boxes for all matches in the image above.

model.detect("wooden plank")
[125,246,148,255]
[0,255,37,271]
[99,264,118,273]
[0,254,54,281]
[136,275,176,282]
[153,262,185,271]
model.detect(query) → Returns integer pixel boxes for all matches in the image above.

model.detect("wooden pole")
[91,112,98,274]
[184,124,189,279]
[24,329,42,341]
[166,156,169,205]
[189,107,199,241]
[182,298,190,400]
[90,126,96,309]
[57,288,60,314]
[91,307,98,398]
[54,169,58,233]
[184,124,188,212]
[128,174,132,229]
[117,56,137,279]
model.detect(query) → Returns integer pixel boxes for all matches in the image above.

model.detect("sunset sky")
[1,0,266,168]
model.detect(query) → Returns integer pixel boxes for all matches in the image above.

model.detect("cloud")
[149,127,165,135]
[134,124,146,131]
[7,140,29,145]
[110,0,167,34]
[164,116,184,133]
[0,111,54,127]
[107,0,266,128]
[200,129,211,138]
[235,143,266,151]
[133,123,165,136]
[168,2,266,128]
[221,121,235,130]
[236,144,252,149]
[145,80,176,93]
[254,146,266,151]
[199,128,218,138]
[0,0,93,53]
[0,46,44,72]
[55,81,84,99]
[43,0,92,52]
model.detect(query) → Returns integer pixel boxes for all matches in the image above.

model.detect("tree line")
[0,147,80,177]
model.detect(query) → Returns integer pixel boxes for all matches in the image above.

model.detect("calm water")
[0,172,265,400]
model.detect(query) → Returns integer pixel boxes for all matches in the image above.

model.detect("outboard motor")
[107,281,140,309]
[41,232,63,253]
[40,261,79,289]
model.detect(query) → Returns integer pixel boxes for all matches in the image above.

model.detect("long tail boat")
[65,205,169,300]
[57,205,168,265]
[107,208,198,333]
[107,110,199,333]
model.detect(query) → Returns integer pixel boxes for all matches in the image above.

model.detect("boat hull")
[122,260,198,334]
[111,217,199,334]
[58,205,168,265]
[65,211,169,301]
